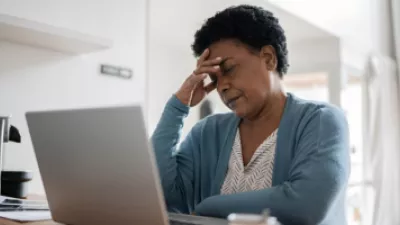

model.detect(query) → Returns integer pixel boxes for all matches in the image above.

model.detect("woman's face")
[208,39,278,119]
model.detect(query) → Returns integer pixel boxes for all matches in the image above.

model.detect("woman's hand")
[175,49,221,106]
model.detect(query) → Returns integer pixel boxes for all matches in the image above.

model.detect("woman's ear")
[260,45,277,71]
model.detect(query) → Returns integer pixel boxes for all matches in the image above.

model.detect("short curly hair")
[192,5,289,77]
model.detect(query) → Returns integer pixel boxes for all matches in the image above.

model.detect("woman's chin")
[231,107,247,118]
[227,98,247,117]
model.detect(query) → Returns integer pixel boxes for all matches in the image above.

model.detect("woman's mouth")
[226,96,241,108]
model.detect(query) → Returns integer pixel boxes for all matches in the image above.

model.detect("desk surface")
[0,195,57,225]
[0,196,228,225]
[0,218,59,225]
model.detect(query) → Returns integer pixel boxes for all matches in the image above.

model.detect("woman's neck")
[241,91,287,130]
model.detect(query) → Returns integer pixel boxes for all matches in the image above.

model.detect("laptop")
[26,105,228,225]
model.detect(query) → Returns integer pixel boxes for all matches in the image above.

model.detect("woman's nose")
[217,77,231,94]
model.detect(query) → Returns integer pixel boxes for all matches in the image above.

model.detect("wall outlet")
[100,64,133,79]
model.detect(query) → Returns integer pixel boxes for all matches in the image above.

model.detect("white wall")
[269,0,392,56]
[147,0,204,137]
[0,0,147,194]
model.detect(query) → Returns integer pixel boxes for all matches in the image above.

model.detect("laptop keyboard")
[168,213,227,225]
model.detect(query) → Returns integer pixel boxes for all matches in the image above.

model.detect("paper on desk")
[0,211,52,222]
[0,196,48,205]
[0,195,52,222]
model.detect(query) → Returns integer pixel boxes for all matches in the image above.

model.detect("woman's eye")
[223,66,235,74]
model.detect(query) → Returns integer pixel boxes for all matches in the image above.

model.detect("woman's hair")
[192,5,289,77]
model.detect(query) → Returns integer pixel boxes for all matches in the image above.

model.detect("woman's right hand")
[175,49,222,107]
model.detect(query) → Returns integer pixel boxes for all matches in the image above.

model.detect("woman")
[151,5,349,225]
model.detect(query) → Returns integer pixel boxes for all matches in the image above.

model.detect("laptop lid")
[26,105,169,225]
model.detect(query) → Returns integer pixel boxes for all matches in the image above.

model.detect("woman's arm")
[194,107,350,225]
[151,95,202,213]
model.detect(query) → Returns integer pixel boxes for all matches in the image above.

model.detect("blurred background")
[0,0,399,225]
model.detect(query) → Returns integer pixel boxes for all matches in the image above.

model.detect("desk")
[0,218,59,225]
[0,195,58,225]
[0,197,229,225]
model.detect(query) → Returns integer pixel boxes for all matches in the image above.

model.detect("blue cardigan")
[151,93,350,225]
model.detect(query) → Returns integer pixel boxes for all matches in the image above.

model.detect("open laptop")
[26,105,228,225]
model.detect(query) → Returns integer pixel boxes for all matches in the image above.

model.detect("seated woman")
[151,5,350,225]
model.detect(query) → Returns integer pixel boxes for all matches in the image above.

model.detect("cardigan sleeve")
[194,107,350,225]
[150,95,202,214]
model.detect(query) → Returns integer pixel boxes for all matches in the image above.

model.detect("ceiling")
[149,0,337,46]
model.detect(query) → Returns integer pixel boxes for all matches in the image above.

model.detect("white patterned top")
[220,129,278,194]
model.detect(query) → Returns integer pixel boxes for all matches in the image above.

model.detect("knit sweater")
[151,93,350,225]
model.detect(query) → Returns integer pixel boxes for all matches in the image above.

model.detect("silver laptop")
[26,105,227,225]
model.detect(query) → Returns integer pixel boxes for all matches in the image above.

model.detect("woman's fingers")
[186,71,216,94]
[187,73,208,87]
[197,49,210,67]
[196,49,223,68]
[175,49,220,106]
[200,57,223,67]
[204,82,216,93]
[189,62,221,93]
[187,65,220,88]
[193,65,220,75]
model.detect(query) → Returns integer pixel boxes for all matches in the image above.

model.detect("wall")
[147,0,206,137]
[0,0,147,194]
[269,0,392,56]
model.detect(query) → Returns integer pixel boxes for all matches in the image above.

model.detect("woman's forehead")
[208,40,251,60]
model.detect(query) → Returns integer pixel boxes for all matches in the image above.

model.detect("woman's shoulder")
[283,93,348,132]
[286,93,345,118]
